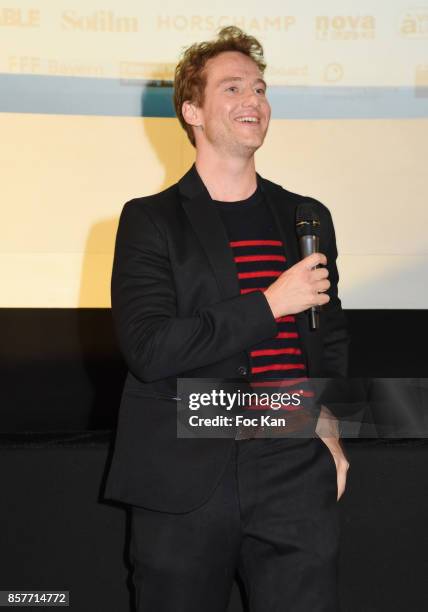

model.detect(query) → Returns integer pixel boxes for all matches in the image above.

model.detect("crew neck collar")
[212,186,263,210]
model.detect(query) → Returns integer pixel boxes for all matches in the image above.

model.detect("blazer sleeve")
[111,200,278,382]
[320,204,350,378]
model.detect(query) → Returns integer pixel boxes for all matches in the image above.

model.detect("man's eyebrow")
[216,76,267,88]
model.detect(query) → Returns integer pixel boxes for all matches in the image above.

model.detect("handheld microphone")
[296,201,321,331]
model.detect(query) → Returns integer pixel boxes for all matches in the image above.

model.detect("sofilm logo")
[61,11,139,32]
[0,8,40,27]
[316,15,376,40]
[399,9,428,38]
[156,15,296,32]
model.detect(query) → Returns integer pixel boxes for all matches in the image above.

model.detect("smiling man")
[182,53,270,162]
[104,26,350,612]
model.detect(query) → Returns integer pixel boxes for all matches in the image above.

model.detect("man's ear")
[182,100,202,128]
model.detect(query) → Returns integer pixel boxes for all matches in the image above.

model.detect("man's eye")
[256,88,266,95]
[226,86,238,92]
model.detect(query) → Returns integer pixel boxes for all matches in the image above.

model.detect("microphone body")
[298,234,320,330]
[296,201,322,331]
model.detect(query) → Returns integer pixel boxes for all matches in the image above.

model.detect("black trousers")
[129,437,340,611]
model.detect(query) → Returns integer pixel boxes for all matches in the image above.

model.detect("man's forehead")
[205,51,262,81]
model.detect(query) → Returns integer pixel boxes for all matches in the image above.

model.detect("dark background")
[1,308,427,611]
[2,309,427,432]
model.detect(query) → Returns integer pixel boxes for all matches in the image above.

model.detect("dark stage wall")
[1,308,427,433]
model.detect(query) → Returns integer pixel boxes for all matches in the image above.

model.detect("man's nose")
[241,88,260,107]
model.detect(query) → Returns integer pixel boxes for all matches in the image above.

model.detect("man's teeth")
[237,117,259,123]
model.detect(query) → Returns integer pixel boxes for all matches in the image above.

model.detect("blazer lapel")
[178,164,241,300]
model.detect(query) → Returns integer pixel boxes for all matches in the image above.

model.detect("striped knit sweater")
[213,186,307,382]
[213,187,313,437]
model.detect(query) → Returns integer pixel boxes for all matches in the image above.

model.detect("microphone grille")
[296,200,320,238]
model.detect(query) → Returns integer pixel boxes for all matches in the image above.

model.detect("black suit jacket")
[103,164,349,512]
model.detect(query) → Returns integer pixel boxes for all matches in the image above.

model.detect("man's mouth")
[235,116,260,124]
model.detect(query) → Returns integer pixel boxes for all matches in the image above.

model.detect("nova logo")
[61,11,138,32]
[316,15,376,40]
[0,8,39,27]
[399,10,428,38]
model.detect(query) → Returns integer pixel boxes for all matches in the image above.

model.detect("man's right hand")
[264,253,330,319]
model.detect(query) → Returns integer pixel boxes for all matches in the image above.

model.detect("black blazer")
[103,164,349,512]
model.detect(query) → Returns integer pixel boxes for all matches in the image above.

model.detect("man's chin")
[209,135,264,158]
[230,144,261,160]
[239,139,263,155]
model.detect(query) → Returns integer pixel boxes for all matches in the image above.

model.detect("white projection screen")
[1,0,427,308]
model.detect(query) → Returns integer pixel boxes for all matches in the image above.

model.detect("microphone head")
[296,200,321,238]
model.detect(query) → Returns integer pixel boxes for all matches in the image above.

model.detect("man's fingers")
[337,462,350,501]
[314,267,329,280]
[303,252,327,269]
[316,292,330,306]
[316,279,331,293]
[311,279,330,304]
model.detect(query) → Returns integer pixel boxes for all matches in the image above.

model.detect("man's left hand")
[318,435,350,501]
[316,405,350,501]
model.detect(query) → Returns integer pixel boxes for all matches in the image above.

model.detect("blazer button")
[237,365,248,377]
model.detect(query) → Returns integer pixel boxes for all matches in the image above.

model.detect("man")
[104,26,350,611]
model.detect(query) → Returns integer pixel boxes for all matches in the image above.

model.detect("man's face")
[195,51,271,158]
